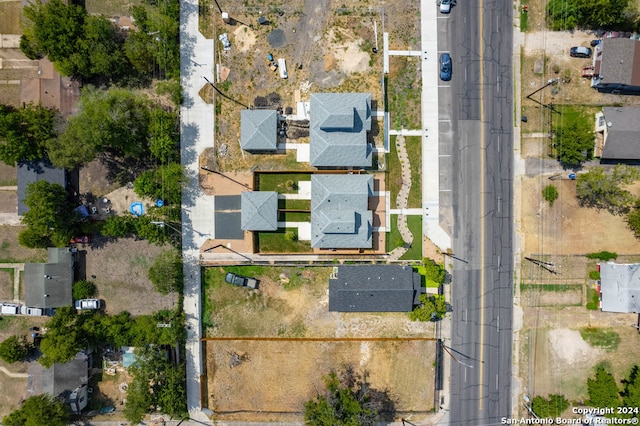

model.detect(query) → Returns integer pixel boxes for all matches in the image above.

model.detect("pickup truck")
[225,273,258,289]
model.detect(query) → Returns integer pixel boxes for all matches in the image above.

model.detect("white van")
[21,306,43,316]
[278,58,288,79]
[1,303,21,315]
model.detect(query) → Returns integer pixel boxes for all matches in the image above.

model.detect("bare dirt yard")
[83,239,178,316]
[204,265,436,422]
[520,177,640,255]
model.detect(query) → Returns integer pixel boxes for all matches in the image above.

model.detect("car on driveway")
[439,0,451,13]
[440,52,452,81]
[75,299,103,310]
[225,272,258,289]
[21,306,43,316]
[570,46,592,58]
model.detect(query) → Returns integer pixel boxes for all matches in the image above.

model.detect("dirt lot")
[83,240,178,316]
[207,339,435,422]
[205,265,435,422]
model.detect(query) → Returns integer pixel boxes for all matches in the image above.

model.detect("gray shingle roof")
[310,93,372,167]
[241,110,278,152]
[601,107,640,159]
[28,352,89,407]
[311,174,373,248]
[17,160,66,215]
[241,191,278,231]
[595,39,640,89]
[24,248,75,308]
[599,262,640,313]
[329,265,424,312]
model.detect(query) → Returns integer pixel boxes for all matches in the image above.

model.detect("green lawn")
[279,212,310,221]
[579,327,621,351]
[400,215,423,260]
[257,228,312,253]
[386,215,423,260]
[520,1,529,32]
[279,199,311,210]
[258,173,312,192]
[405,136,422,208]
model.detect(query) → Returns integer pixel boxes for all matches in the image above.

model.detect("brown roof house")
[592,39,640,94]
[594,107,640,161]
[20,58,80,117]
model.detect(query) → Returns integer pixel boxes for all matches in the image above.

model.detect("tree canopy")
[304,368,386,426]
[22,0,125,79]
[410,294,448,322]
[19,181,79,248]
[532,394,569,418]
[39,307,85,367]
[555,118,594,167]
[133,163,183,205]
[547,0,634,31]
[0,335,33,364]
[0,103,57,166]
[124,345,187,423]
[587,365,621,409]
[576,165,640,215]
[2,394,69,426]
[148,249,183,295]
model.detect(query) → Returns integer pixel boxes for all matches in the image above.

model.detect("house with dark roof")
[598,262,640,313]
[27,351,90,414]
[241,109,279,152]
[241,191,278,231]
[311,174,373,249]
[17,160,67,215]
[24,247,75,309]
[329,265,424,312]
[20,58,81,117]
[595,107,640,161]
[310,93,372,168]
[591,39,640,93]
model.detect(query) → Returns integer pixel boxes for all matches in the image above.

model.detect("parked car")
[440,52,452,81]
[0,303,20,315]
[70,235,89,244]
[75,299,103,310]
[440,0,451,13]
[569,46,592,58]
[21,306,43,316]
[590,39,602,47]
[225,272,258,289]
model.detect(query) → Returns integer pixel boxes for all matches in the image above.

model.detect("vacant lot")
[83,239,178,316]
[207,339,435,422]
[204,265,435,422]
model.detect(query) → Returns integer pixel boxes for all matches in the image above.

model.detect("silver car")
[440,0,451,13]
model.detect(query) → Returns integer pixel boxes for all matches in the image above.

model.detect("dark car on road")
[570,46,592,58]
[225,272,258,289]
[440,52,452,81]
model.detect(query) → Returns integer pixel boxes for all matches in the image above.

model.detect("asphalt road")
[440,0,515,424]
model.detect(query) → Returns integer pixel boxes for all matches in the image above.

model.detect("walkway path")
[0,366,27,379]
[389,134,414,260]
[179,0,216,421]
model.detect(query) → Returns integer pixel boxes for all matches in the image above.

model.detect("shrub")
[589,270,601,280]
[72,280,97,300]
[542,185,559,207]
[586,251,618,261]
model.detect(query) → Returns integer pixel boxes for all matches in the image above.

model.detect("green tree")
[621,366,640,410]
[50,87,153,169]
[19,181,79,248]
[125,345,187,423]
[410,294,448,322]
[543,185,559,207]
[101,215,137,238]
[532,394,569,417]
[555,119,594,167]
[2,394,69,426]
[0,335,33,363]
[148,108,179,164]
[0,103,57,166]
[133,163,183,205]
[627,209,640,239]
[39,307,84,367]
[22,0,126,79]
[72,280,97,300]
[576,165,640,215]
[546,0,581,30]
[148,249,183,295]
[304,369,380,426]
[587,365,621,409]
[416,258,446,287]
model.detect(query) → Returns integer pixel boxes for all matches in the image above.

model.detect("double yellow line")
[478,0,486,412]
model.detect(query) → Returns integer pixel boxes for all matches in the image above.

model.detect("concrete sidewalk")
[179,0,216,422]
